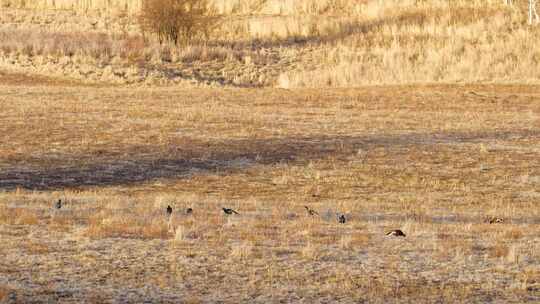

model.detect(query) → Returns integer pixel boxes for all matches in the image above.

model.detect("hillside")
[1,0,539,87]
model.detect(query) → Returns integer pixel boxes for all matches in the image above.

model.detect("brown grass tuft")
[489,243,510,259]
[0,206,39,225]
[86,213,169,239]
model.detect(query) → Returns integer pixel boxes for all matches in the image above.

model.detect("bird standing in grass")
[386,229,406,237]
[338,214,346,224]
[487,217,504,224]
[222,208,239,215]
[304,206,318,216]
[166,205,173,215]
[186,208,193,215]
[55,199,62,209]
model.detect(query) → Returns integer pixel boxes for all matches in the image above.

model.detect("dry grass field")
[1,0,540,303]
[1,75,540,302]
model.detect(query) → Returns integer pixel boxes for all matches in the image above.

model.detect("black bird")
[222,208,239,215]
[166,205,173,215]
[55,199,62,209]
[386,229,406,237]
[487,217,504,224]
[304,206,318,216]
[186,208,193,215]
[338,214,346,224]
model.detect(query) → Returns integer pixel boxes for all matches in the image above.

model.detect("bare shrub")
[138,0,219,45]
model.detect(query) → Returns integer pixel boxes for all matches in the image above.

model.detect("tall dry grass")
[0,0,539,86]
[0,0,367,15]
[275,0,540,87]
[3,0,530,17]
[0,0,142,14]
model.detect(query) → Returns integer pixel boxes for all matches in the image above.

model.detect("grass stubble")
[0,0,540,302]
[0,80,539,302]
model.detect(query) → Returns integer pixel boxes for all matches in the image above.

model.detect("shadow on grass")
[0,128,537,190]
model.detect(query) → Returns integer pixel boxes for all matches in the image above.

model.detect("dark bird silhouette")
[386,229,406,237]
[55,199,62,209]
[222,208,239,215]
[166,205,173,215]
[304,206,318,216]
[186,208,193,215]
[487,217,504,224]
[338,214,346,224]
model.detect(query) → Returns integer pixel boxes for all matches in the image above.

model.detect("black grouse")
[386,229,406,237]
[186,208,193,214]
[487,217,504,224]
[304,206,318,216]
[222,208,239,215]
[55,199,62,209]
[166,205,173,215]
[338,214,346,224]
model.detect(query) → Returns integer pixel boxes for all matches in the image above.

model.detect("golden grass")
[85,210,170,239]
[0,1,539,86]
[1,2,539,298]
[0,0,367,15]
[22,240,52,255]
[0,0,143,14]
[0,81,539,301]
[0,205,39,225]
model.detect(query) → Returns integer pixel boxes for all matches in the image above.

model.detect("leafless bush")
[138,0,219,45]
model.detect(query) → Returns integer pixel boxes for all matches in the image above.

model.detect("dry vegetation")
[1,0,540,303]
[0,0,540,86]
[0,74,540,302]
